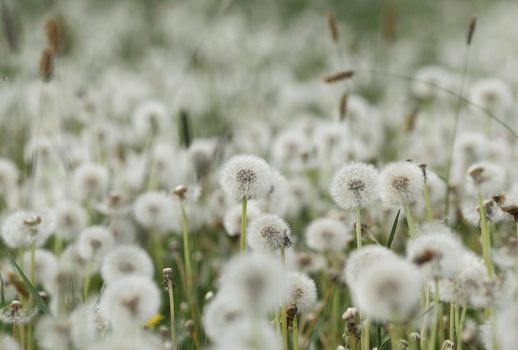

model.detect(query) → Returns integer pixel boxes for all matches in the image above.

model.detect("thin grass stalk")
[478,188,494,278]
[293,315,299,350]
[82,258,93,301]
[241,197,247,253]
[403,204,416,237]
[180,204,193,293]
[423,181,433,220]
[362,318,370,350]
[389,323,401,350]
[280,247,288,350]
[429,279,441,350]
[420,286,430,350]
[355,207,362,248]
[150,230,164,272]
[166,278,177,350]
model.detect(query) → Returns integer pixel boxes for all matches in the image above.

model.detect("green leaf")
[386,209,401,249]
[6,249,52,316]
[0,272,5,306]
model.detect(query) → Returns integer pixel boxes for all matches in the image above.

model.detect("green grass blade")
[6,249,52,316]
[386,209,401,249]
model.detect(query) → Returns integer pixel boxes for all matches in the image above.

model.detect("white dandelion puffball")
[354,258,422,322]
[330,162,379,209]
[214,320,282,350]
[35,316,72,350]
[87,333,163,350]
[71,163,109,202]
[220,154,272,201]
[407,222,466,280]
[133,191,176,232]
[438,251,489,307]
[0,335,19,350]
[219,253,286,315]
[247,214,292,252]
[53,201,87,241]
[1,210,55,248]
[466,162,506,197]
[470,78,513,113]
[100,276,161,327]
[101,245,154,283]
[496,303,518,350]
[305,217,352,252]
[223,202,261,237]
[77,226,115,262]
[345,245,398,289]
[0,158,19,195]
[380,161,424,205]
[203,292,246,340]
[286,272,317,313]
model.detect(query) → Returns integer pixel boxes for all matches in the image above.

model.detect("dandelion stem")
[361,317,370,350]
[403,204,416,237]
[293,315,299,350]
[150,230,164,271]
[280,247,288,350]
[241,197,248,253]
[355,207,362,248]
[478,188,494,278]
[389,323,401,350]
[180,204,193,294]
[423,181,433,220]
[166,278,177,350]
[429,279,441,350]
[83,258,93,301]
[30,241,36,285]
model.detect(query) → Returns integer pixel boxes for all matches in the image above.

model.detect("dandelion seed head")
[220,154,272,201]
[353,258,422,322]
[1,210,55,248]
[345,245,398,289]
[286,272,317,313]
[305,217,352,252]
[100,276,161,328]
[247,214,292,252]
[72,163,109,203]
[407,222,466,279]
[53,201,87,241]
[219,253,286,315]
[101,245,154,283]
[380,161,424,205]
[330,162,379,209]
[77,226,115,262]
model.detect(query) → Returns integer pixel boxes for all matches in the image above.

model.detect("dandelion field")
[1,0,518,349]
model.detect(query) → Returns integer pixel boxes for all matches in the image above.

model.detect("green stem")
[167,280,177,350]
[83,258,93,301]
[241,197,248,253]
[280,247,288,350]
[403,204,416,237]
[362,318,370,350]
[150,230,164,271]
[355,207,362,248]
[30,241,36,285]
[449,303,454,342]
[53,235,63,256]
[478,188,494,278]
[293,315,299,350]
[420,287,430,350]
[390,323,401,350]
[424,182,433,220]
[429,279,441,350]
[180,204,193,294]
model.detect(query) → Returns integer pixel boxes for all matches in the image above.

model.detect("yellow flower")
[144,313,164,328]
